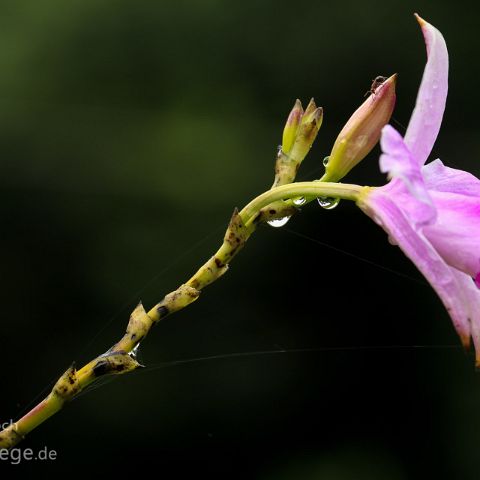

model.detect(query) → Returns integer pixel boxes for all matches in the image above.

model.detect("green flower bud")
[274,98,323,187]
[289,98,323,162]
[282,99,303,154]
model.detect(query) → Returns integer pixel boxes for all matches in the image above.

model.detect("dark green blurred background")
[1,0,479,476]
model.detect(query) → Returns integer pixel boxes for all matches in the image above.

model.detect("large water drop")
[317,197,340,210]
[293,196,306,206]
[267,216,291,228]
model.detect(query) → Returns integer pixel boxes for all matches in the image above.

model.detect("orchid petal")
[404,14,448,166]
[422,159,480,196]
[358,191,471,347]
[379,124,435,226]
[450,269,480,365]
[423,191,480,279]
[359,16,480,364]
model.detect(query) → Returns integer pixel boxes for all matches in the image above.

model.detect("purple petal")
[379,125,435,226]
[450,269,480,365]
[404,15,448,166]
[423,191,480,280]
[422,159,480,196]
[358,190,471,347]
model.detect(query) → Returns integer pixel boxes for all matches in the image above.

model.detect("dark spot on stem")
[157,306,169,319]
[93,361,109,377]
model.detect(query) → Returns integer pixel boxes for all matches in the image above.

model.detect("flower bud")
[322,73,397,183]
[274,98,323,187]
[282,99,303,154]
[290,98,323,162]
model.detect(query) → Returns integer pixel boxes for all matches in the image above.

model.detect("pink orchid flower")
[357,14,480,363]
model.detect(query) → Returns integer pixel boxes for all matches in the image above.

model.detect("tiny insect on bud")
[322,73,397,183]
[364,75,388,97]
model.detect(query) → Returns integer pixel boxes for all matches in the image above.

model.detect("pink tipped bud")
[302,97,318,123]
[282,99,304,154]
[274,98,323,187]
[323,73,397,182]
[289,98,323,162]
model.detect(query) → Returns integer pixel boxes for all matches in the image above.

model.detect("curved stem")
[240,181,362,223]
[0,180,365,448]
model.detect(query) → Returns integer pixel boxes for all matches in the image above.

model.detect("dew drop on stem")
[267,216,291,228]
[293,197,306,206]
[317,197,340,210]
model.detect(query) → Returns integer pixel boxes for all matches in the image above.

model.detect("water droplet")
[317,197,340,210]
[293,196,306,206]
[129,343,140,360]
[323,156,330,167]
[267,216,291,228]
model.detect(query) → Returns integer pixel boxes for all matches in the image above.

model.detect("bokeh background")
[1,0,479,476]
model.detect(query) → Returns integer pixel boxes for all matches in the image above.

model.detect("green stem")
[0,180,365,449]
[241,181,362,222]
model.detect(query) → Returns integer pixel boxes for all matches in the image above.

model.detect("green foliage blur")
[1,0,479,477]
